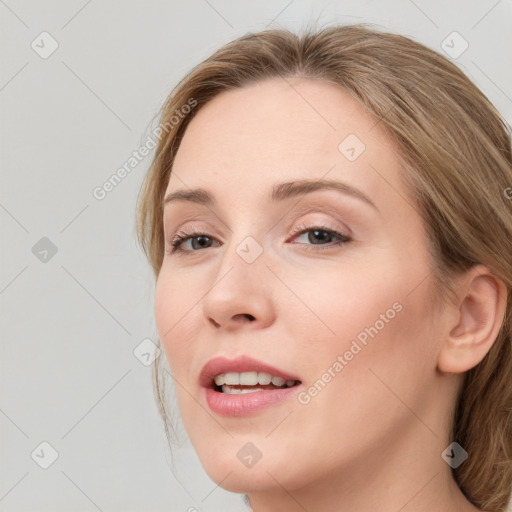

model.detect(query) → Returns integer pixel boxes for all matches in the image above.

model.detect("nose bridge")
[216,216,268,277]
[201,232,274,329]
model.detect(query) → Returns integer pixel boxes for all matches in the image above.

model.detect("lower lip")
[204,385,300,417]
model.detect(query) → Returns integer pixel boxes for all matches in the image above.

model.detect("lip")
[199,355,301,388]
[200,355,302,417]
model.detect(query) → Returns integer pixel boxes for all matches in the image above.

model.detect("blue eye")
[167,225,351,255]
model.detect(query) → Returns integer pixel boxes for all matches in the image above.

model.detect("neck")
[246,424,479,512]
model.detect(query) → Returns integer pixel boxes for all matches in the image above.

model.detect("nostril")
[233,313,256,322]
[209,314,255,327]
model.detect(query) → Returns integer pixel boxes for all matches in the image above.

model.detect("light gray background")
[1,1,511,511]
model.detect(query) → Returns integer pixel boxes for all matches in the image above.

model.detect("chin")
[193,443,291,493]
[201,460,276,493]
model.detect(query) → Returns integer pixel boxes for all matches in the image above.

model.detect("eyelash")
[167,223,351,255]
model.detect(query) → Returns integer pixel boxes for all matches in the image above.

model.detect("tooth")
[216,372,293,388]
[222,385,240,394]
[271,376,286,387]
[239,371,258,385]
[257,372,272,385]
[238,387,263,394]
[222,385,264,394]
[224,372,240,385]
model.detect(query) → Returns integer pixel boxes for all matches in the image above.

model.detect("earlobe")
[437,266,508,374]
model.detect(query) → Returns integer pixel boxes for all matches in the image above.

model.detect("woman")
[136,24,512,511]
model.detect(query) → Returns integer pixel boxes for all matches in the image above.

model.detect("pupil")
[310,230,330,244]
[193,236,210,249]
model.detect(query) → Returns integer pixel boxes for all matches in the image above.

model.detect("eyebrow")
[162,179,378,212]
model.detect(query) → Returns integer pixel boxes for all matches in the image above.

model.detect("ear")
[437,265,508,374]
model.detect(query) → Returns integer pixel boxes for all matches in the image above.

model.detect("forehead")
[167,77,403,208]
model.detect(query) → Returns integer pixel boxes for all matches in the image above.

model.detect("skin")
[154,77,506,511]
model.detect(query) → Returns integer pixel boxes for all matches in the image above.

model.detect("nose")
[201,243,276,331]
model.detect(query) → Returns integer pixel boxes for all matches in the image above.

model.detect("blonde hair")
[136,23,512,511]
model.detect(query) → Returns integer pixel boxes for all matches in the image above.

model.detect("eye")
[166,224,351,255]
[288,223,351,251]
[168,230,218,254]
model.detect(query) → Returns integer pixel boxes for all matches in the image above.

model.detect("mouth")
[199,355,303,414]
[211,371,301,394]
[200,355,302,391]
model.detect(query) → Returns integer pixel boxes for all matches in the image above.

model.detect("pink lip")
[199,355,301,388]
[199,355,302,417]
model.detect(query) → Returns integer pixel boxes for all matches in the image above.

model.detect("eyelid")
[287,221,347,240]
[165,205,356,254]
[166,222,352,256]
[166,212,349,242]
[165,199,357,236]
[282,203,354,236]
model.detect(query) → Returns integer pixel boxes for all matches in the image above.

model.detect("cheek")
[154,268,202,377]
[284,258,405,351]
[290,257,438,414]
[282,289,437,472]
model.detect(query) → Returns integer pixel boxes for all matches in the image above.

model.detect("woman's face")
[155,78,447,494]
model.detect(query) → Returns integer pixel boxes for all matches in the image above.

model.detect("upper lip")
[199,355,302,388]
